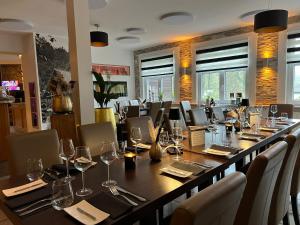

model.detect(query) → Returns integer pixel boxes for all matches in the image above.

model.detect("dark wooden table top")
[1,119,299,225]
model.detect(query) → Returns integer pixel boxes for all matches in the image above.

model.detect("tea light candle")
[225,122,233,132]
[124,152,136,169]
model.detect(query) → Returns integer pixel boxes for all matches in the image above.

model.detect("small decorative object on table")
[124,152,137,169]
[48,70,75,113]
[188,126,205,147]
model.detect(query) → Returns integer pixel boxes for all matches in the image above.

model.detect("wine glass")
[123,106,128,120]
[52,178,74,210]
[159,129,169,147]
[270,105,278,119]
[59,139,75,181]
[26,158,43,181]
[100,142,117,187]
[171,127,183,161]
[130,127,142,154]
[74,146,93,197]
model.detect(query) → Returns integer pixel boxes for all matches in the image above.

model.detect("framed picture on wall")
[92,64,130,76]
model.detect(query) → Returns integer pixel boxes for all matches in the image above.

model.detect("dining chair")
[212,106,225,122]
[180,100,192,125]
[154,108,165,128]
[126,105,140,118]
[78,122,118,157]
[268,128,300,225]
[170,172,246,225]
[164,110,187,134]
[126,116,156,146]
[162,101,172,114]
[234,141,288,225]
[268,104,294,118]
[7,129,61,176]
[129,99,139,106]
[189,108,209,126]
[291,135,300,225]
[149,102,162,123]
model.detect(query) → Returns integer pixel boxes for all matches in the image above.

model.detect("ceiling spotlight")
[0,19,33,31]
[125,28,146,35]
[116,36,140,44]
[90,24,108,47]
[159,12,193,25]
[89,0,108,9]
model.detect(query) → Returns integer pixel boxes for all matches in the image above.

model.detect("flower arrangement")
[47,70,75,96]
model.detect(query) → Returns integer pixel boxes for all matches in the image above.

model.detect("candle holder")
[124,152,136,169]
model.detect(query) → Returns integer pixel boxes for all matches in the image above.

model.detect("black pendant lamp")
[254,9,288,33]
[90,24,108,47]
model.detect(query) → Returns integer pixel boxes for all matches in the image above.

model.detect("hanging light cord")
[267,0,271,9]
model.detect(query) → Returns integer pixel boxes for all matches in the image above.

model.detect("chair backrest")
[234,141,287,225]
[291,130,300,196]
[162,101,172,114]
[268,104,294,118]
[164,110,187,134]
[212,107,225,122]
[129,100,139,106]
[154,108,165,128]
[180,101,192,123]
[189,108,209,126]
[78,122,118,157]
[170,172,246,225]
[268,128,300,225]
[149,102,162,122]
[126,105,140,118]
[126,116,156,145]
[8,129,61,176]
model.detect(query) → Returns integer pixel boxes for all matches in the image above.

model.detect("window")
[287,33,300,104]
[196,42,248,101]
[140,54,174,101]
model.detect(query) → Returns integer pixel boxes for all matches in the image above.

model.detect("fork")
[109,186,138,206]
[15,197,52,213]
[18,202,52,216]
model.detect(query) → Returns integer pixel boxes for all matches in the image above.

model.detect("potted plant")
[93,71,119,126]
[47,70,75,113]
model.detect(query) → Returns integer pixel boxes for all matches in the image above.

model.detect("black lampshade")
[90,31,108,47]
[254,10,288,33]
[241,99,250,107]
[169,108,181,120]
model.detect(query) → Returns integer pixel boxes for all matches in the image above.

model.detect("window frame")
[287,62,300,105]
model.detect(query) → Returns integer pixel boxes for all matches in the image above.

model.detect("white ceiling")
[0,0,300,50]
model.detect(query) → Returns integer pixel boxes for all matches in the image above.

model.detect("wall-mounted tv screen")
[1,80,20,91]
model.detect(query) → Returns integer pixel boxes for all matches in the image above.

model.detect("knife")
[76,207,96,221]
[115,186,146,202]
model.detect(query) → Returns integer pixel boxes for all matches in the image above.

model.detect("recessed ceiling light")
[159,12,193,25]
[89,0,108,9]
[0,19,33,31]
[116,36,140,44]
[125,27,146,35]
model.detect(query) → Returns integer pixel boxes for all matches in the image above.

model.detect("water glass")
[159,129,169,147]
[270,105,278,118]
[281,112,288,121]
[171,127,183,161]
[26,158,43,181]
[131,127,142,154]
[74,146,93,197]
[59,139,75,180]
[222,132,232,147]
[52,178,74,210]
[100,142,117,187]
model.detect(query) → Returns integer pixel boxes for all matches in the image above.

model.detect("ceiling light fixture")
[159,12,193,25]
[125,28,146,35]
[0,18,33,31]
[254,0,288,33]
[116,36,140,44]
[90,24,108,47]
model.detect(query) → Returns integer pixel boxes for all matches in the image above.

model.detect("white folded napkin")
[203,148,231,156]
[2,179,47,197]
[160,166,193,178]
[64,200,109,225]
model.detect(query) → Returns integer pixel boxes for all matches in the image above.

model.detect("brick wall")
[134,15,300,103]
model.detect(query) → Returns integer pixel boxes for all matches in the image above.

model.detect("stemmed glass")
[100,142,117,187]
[131,127,142,155]
[270,105,278,119]
[74,146,93,197]
[171,127,183,161]
[123,106,128,120]
[59,139,75,181]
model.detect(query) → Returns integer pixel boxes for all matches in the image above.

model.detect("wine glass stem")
[66,160,70,178]
[135,144,138,155]
[107,164,110,182]
[81,172,85,191]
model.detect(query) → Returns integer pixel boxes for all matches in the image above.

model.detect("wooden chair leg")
[283,212,290,225]
[186,190,191,198]
[292,195,300,225]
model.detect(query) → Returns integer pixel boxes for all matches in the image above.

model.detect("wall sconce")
[180,67,191,75]
[263,58,270,67]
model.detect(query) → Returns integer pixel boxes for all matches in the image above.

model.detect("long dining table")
[0,119,300,225]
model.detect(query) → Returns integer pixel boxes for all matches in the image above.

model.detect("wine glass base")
[102,180,117,187]
[63,176,75,182]
[76,188,93,197]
